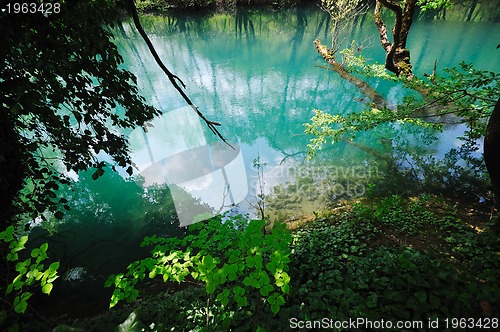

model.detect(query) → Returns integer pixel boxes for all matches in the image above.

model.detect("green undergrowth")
[17,194,498,331]
[105,214,292,331]
[133,0,312,12]
[285,194,499,325]
[105,194,497,331]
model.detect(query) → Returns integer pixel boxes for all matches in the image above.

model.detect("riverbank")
[135,0,500,22]
[134,0,319,13]
[9,193,499,331]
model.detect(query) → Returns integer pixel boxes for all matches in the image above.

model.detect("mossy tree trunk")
[374,0,418,80]
[315,0,420,96]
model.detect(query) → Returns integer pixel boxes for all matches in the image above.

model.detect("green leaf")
[246,256,255,268]
[104,276,114,288]
[11,274,24,291]
[26,267,44,282]
[206,280,216,294]
[31,248,41,258]
[366,294,378,308]
[243,277,253,287]
[259,284,272,296]
[233,286,245,296]
[6,284,13,294]
[415,291,427,304]
[271,304,280,315]
[48,261,60,273]
[234,294,248,307]
[216,289,230,307]
[227,264,239,281]
[228,249,241,263]
[201,255,216,271]
[0,226,15,242]
[130,289,139,300]
[281,283,290,294]
[266,262,277,272]
[13,292,32,314]
[16,236,29,250]
[41,283,53,295]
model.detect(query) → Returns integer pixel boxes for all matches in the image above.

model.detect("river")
[29,4,500,316]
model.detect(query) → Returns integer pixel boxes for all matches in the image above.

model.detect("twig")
[206,296,210,331]
[409,90,465,116]
[424,60,437,84]
[462,91,498,103]
[27,302,52,326]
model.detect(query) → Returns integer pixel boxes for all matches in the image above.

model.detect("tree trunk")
[0,107,26,228]
[375,0,417,79]
[484,97,500,207]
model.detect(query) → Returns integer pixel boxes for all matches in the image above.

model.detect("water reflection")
[129,107,248,226]
[112,6,498,219]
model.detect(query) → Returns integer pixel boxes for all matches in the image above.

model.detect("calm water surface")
[112,6,499,216]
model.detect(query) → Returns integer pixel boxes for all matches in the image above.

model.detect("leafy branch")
[305,62,499,157]
[0,226,59,314]
[105,215,292,329]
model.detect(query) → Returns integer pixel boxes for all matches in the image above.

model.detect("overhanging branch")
[314,39,387,109]
[125,0,232,148]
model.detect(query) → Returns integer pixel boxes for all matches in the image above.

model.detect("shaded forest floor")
[11,193,499,331]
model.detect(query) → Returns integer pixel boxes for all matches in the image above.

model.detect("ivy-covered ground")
[11,194,499,331]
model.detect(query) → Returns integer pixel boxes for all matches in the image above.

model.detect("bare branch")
[320,0,368,56]
[125,0,233,149]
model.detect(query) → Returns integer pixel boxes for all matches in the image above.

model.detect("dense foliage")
[306,62,499,163]
[0,0,159,227]
[308,0,500,203]
[105,215,292,331]
[287,195,499,323]
[0,226,59,314]
[0,0,160,325]
[1,1,498,331]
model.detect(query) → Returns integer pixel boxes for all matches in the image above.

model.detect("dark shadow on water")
[27,169,186,318]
